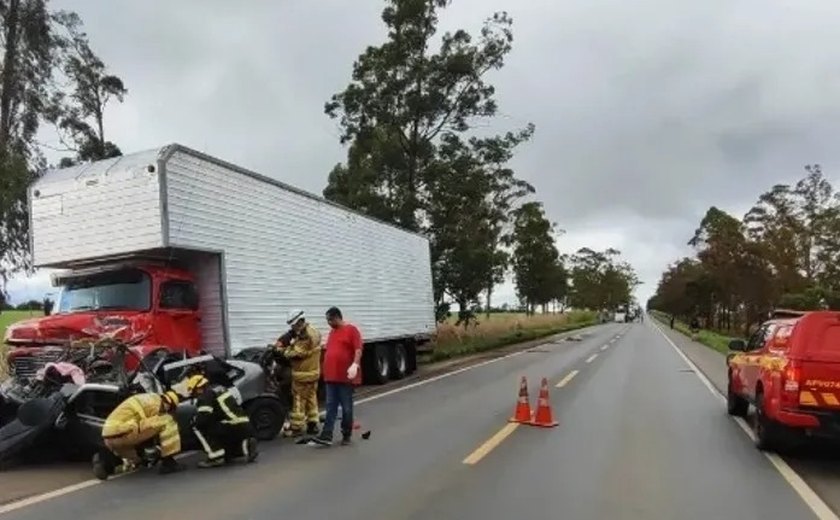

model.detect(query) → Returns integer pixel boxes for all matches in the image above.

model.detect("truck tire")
[389,343,408,380]
[754,390,784,452]
[245,397,286,441]
[364,344,391,385]
[726,377,749,418]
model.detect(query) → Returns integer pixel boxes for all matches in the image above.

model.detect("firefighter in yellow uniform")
[94,391,183,479]
[279,309,322,437]
[185,374,258,468]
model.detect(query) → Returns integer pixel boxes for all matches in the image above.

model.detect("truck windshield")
[57,269,152,313]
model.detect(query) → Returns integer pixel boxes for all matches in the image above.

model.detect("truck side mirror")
[728,339,747,352]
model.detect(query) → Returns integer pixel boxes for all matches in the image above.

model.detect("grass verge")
[427,310,598,362]
[649,310,733,355]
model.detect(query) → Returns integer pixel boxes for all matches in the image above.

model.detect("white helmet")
[286,309,305,325]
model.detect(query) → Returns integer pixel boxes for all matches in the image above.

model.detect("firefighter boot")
[197,457,225,469]
[92,452,113,481]
[158,456,185,475]
[306,422,320,436]
[245,437,258,463]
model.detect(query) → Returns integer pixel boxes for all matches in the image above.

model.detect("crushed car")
[0,325,291,468]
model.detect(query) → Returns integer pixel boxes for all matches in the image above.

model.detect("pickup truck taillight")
[781,360,802,407]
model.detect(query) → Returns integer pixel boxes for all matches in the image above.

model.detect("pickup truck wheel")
[726,379,749,417]
[389,344,407,380]
[245,398,286,441]
[754,390,783,452]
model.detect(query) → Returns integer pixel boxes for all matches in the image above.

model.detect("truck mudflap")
[0,393,66,465]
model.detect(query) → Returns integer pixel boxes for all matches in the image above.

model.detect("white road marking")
[601,345,609,351]
[0,481,100,515]
[650,321,838,520]
[1,328,609,515]
[585,354,598,363]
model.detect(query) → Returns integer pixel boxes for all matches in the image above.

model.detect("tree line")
[322,0,638,322]
[0,0,127,285]
[649,164,840,335]
[0,0,639,317]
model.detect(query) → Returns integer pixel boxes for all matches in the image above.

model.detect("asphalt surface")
[657,321,840,517]
[0,321,829,519]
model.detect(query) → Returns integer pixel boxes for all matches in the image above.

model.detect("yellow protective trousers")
[103,415,181,463]
[289,380,319,432]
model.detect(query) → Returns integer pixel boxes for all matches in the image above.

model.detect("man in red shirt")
[311,306,363,446]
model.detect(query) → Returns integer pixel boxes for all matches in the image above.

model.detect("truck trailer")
[4,144,436,385]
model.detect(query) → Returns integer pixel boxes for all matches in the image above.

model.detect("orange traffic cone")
[528,377,559,428]
[509,376,532,423]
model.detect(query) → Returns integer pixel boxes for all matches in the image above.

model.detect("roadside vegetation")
[431,310,597,362]
[649,310,731,355]
[648,164,840,338]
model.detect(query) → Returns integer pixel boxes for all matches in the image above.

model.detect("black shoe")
[309,436,332,447]
[158,457,185,475]
[92,452,111,481]
[306,422,320,435]
[244,437,259,463]
[197,457,225,469]
[340,435,352,446]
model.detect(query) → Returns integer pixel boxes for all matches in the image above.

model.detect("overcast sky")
[7,0,840,306]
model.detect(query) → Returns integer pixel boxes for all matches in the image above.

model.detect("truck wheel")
[754,390,784,452]
[245,398,286,441]
[726,378,749,417]
[364,344,391,385]
[389,344,408,380]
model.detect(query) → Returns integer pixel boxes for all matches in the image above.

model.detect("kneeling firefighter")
[94,390,183,479]
[186,374,258,468]
[279,309,321,437]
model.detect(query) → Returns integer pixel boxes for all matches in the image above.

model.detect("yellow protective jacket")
[282,324,322,383]
[102,393,170,439]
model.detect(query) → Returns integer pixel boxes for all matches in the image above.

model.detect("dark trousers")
[194,422,254,460]
[321,382,353,440]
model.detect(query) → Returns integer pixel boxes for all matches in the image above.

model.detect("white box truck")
[5,144,436,385]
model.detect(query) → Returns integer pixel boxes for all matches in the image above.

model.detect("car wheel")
[754,390,783,452]
[245,397,287,441]
[726,377,749,417]
[389,344,407,380]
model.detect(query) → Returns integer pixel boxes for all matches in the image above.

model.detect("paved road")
[655,320,840,517]
[0,322,828,519]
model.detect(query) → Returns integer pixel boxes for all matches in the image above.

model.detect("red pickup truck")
[727,310,840,451]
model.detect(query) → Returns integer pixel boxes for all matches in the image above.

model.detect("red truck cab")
[3,263,203,378]
[727,310,840,451]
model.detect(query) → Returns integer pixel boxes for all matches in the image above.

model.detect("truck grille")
[11,348,66,379]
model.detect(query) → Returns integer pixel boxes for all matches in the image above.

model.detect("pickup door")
[797,320,840,409]
[734,324,775,399]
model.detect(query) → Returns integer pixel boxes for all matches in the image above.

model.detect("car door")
[741,324,773,399]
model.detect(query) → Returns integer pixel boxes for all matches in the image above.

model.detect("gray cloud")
[11,0,840,305]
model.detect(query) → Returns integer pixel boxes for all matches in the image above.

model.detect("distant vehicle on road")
[727,309,840,451]
[3,145,436,390]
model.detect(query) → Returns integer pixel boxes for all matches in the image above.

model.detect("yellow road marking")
[463,423,519,465]
[586,353,598,363]
[556,370,579,388]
